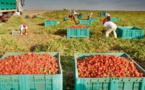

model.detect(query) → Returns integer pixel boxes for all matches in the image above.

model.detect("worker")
[19,23,28,35]
[87,12,93,20]
[68,14,74,19]
[103,18,117,38]
[72,9,79,16]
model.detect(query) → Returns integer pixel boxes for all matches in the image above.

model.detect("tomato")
[77,55,143,78]
[0,53,59,75]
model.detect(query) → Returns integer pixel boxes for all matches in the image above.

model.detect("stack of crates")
[0,0,16,10]
[44,20,58,26]
[0,52,63,90]
[116,26,144,39]
[78,20,93,25]
[74,52,145,90]
[67,26,89,38]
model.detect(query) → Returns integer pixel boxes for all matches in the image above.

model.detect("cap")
[23,23,27,27]
[105,13,110,17]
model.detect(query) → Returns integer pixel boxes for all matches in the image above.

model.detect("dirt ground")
[22,10,48,17]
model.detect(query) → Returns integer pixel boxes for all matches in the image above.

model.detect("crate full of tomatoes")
[74,52,145,90]
[0,52,62,90]
[44,18,58,26]
[67,25,89,38]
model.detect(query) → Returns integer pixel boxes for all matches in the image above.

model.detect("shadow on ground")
[61,55,75,90]
[30,44,48,52]
[38,23,44,26]
[54,29,66,37]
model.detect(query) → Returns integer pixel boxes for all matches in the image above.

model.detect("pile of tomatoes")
[69,25,87,28]
[0,53,59,75]
[48,18,55,20]
[77,55,143,78]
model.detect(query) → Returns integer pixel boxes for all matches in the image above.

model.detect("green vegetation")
[0,10,145,90]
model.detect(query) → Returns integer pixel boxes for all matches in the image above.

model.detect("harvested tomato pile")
[69,25,87,28]
[48,18,55,20]
[77,55,143,78]
[0,53,59,75]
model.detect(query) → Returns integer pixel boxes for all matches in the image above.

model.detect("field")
[0,10,145,90]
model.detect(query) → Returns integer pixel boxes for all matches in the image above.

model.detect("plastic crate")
[78,20,93,25]
[44,20,58,26]
[0,52,63,90]
[11,30,20,35]
[74,52,145,90]
[67,28,89,38]
[89,17,98,21]
[116,26,144,39]
[100,11,105,17]
[0,0,16,10]
[111,17,120,21]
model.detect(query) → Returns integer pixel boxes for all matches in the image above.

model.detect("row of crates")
[67,26,144,39]
[0,0,16,10]
[78,17,119,25]
[0,0,16,3]
[0,52,145,90]
[44,19,144,39]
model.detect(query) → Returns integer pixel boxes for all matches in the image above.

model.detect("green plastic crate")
[74,52,145,90]
[44,20,58,26]
[100,11,105,17]
[0,0,16,10]
[67,28,89,38]
[89,17,98,21]
[77,14,82,20]
[116,26,144,39]
[78,20,93,25]
[111,17,120,21]
[63,17,68,21]
[0,52,63,90]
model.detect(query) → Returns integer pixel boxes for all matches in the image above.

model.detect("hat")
[23,23,27,27]
[105,13,110,17]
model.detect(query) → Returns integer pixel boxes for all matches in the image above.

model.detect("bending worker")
[87,12,93,20]
[19,23,28,35]
[103,18,117,38]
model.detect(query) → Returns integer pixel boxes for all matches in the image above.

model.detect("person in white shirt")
[19,23,28,35]
[103,20,117,38]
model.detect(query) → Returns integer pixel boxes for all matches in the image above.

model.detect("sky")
[24,0,145,11]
